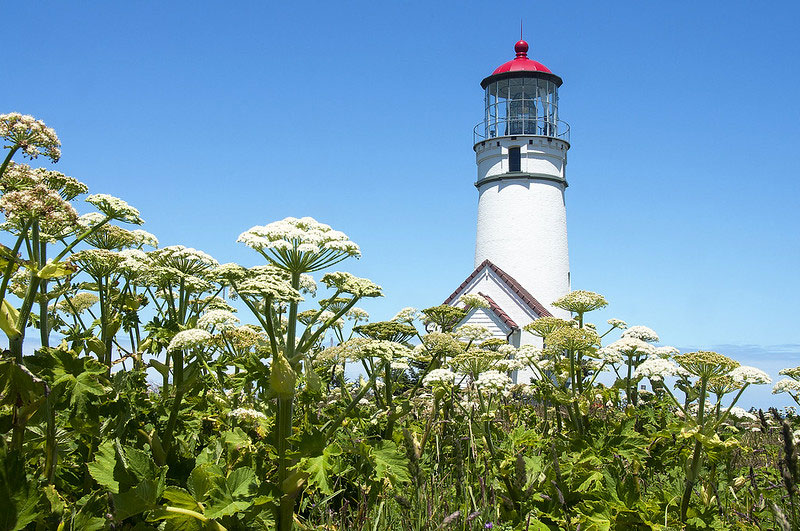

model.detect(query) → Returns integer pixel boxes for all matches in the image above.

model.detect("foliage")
[0,113,794,530]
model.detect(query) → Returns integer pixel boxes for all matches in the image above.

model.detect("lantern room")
[474,40,569,143]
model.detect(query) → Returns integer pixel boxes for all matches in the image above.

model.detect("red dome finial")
[515,40,529,57]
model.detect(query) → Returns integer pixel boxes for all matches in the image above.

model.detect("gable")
[444,260,552,322]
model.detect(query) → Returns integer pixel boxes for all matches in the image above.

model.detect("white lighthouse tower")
[474,39,570,319]
[444,39,572,377]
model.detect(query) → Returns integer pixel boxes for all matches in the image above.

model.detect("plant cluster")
[0,114,796,530]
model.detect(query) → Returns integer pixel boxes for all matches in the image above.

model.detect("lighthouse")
[444,39,572,375]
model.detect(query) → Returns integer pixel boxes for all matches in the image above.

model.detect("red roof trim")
[478,291,519,330]
[443,259,553,318]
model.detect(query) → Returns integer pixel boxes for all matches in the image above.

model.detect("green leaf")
[87,439,120,493]
[225,467,257,499]
[85,337,105,359]
[370,441,411,487]
[37,261,77,280]
[297,443,342,495]
[162,487,202,512]
[0,448,42,531]
[112,471,165,521]
[0,300,20,339]
[187,463,225,502]
[0,360,45,407]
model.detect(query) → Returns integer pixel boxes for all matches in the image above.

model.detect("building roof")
[443,259,553,318]
[478,291,519,330]
[491,40,552,75]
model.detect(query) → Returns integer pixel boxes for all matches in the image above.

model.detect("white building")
[445,39,572,382]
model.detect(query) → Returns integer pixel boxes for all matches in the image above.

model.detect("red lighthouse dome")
[481,40,562,88]
[490,40,553,75]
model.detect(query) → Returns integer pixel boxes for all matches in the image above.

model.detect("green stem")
[162,348,184,453]
[680,377,708,521]
[0,145,20,177]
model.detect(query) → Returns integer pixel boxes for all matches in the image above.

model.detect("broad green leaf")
[187,463,225,501]
[297,443,341,495]
[87,439,120,493]
[370,440,411,487]
[225,467,257,499]
[162,487,202,512]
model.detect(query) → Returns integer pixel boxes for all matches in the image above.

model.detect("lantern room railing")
[473,118,570,144]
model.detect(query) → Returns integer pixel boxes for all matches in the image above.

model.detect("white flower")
[655,346,680,358]
[346,307,369,322]
[515,345,543,366]
[198,309,240,331]
[423,368,456,386]
[168,328,212,351]
[390,359,410,371]
[772,379,800,395]
[634,358,680,381]
[299,273,317,295]
[607,318,627,330]
[0,184,78,229]
[728,407,757,421]
[455,324,491,342]
[321,271,382,298]
[597,346,624,364]
[237,216,360,272]
[475,370,513,395]
[391,307,419,323]
[86,194,143,225]
[234,265,301,301]
[459,293,489,309]
[552,290,608,313]
[0,113,61,162]
[729,365,772,385]
[605,337,656,357]
[131,229,159,248]
[78,212,106,228]
[230,408,267,421]
[621,325,659,343]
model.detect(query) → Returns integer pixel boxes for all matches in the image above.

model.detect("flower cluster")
[674,351,739,379]
[455,324,491,343]
[634,358,680,381]
[391,307,419,323]
[86,194,143,225]
[0,184,78,234]
[198,309,240,331]
[607,318,628,330]
[0,113,61,162]
[459,293,489,309]
[321,271,382,298]
[423,368,456,387]
[621,325,660,343]
[237,216,360,272]
[475,370,513,395]
[729,365,772,385]
[168,328,212,351]
[230,408,267,421]
[552,290,608,314]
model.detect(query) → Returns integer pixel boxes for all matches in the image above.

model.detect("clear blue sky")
[4,1,799,407]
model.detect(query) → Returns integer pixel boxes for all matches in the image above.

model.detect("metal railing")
[473,118,570,144]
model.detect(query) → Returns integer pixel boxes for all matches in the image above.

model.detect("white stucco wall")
[473,136,571,319]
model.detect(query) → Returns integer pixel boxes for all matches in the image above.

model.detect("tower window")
[509,147,521,172]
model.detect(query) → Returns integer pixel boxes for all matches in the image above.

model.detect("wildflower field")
[2,112,800,530]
